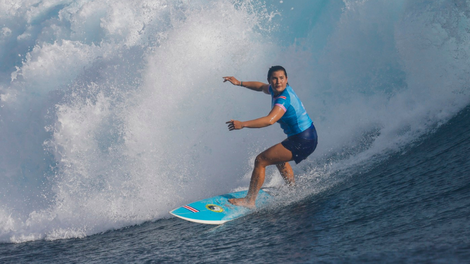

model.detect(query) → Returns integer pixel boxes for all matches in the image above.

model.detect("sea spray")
[0,0,279,242]
[0,0,469,243]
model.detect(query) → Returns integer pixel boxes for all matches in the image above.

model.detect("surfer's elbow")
[266,116,277,126]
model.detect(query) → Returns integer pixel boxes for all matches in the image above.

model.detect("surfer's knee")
[254,153,270,168]
[276,162,287,170]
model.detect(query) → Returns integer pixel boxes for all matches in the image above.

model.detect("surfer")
[223,66,318,208]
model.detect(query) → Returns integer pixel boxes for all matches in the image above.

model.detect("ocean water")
[1,0,470,263]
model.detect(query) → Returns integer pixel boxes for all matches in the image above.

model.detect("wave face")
[0,0,469,243]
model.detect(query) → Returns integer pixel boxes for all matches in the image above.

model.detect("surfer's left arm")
[226,106,284,131]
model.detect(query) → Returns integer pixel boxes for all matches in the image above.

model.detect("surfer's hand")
[226,120,243,131]
[223,76,241,86]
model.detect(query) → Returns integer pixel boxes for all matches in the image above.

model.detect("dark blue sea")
[1,0,470,263]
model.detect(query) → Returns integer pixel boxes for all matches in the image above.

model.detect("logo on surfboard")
[206,204,224,213]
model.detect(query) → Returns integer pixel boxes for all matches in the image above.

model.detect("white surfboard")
[169,189,273,225]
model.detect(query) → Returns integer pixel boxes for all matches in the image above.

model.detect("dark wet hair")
[267,65,288,80]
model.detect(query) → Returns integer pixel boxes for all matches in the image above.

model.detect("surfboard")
[169,189,272,225]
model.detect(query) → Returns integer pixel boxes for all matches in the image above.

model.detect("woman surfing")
[223,66,318,208]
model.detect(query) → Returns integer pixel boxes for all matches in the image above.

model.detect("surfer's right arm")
[223,76,270,94]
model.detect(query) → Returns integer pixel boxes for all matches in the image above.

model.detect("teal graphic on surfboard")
[169,189,273,225]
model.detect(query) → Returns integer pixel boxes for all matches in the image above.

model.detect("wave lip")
[1,0,470,243]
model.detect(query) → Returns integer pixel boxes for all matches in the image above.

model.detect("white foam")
[0,0,469,243]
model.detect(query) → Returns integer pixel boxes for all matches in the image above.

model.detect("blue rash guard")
[269,84,313,137]
[269,84,318,164]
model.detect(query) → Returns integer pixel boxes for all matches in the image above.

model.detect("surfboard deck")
[169,189,272,225]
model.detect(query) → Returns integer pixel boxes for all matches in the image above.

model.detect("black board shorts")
[282,124,318,164]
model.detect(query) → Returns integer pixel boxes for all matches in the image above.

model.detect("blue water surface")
[1,0,470,263]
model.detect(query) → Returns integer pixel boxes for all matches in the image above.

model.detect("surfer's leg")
[276,162,294,186]
[229,143,293,208]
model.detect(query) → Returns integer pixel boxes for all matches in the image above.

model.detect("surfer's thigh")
[256,143,293,166]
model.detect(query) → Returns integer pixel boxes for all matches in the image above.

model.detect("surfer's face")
[268,70,288,94]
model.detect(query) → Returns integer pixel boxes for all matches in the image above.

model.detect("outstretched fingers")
[226,120,235,131]
[222,76,240,86]
[226,120,242,131]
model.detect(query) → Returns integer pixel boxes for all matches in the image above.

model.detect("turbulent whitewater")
[0,0,469,249]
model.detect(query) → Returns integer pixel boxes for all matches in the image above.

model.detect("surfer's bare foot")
[228,198,256,209]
